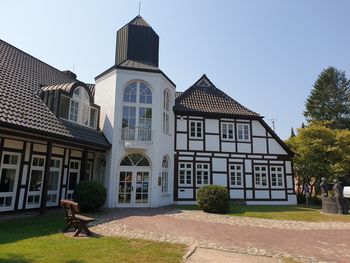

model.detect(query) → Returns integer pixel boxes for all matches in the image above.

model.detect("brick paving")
[91,207,350,263]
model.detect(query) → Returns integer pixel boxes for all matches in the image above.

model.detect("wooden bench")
[60,199,95,237]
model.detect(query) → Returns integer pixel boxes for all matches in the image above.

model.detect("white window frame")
[189,120,203,139]
[67,160,81,200]
[60,88,98,129]
[26,155,46,209]
[161,156,169,193]
[195,163,210,187]
[163,89,170,135]
[254,165,268,188]
[237,123,250,142]
[178,162,193,187]
[47,157,62,207]
[0,151,21,211]
[270,166,284,188]
[221,122,235,141]
[229,164,243,187]
[121,81,153,141]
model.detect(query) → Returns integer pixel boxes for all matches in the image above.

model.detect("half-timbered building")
[0,15,296,213]
[0,40,110,213]
[174,76,296,204]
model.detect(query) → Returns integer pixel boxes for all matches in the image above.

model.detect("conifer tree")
[304,67,350,129]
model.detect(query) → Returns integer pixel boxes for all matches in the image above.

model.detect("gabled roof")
[174,75,260,118]
[0,39,109,149]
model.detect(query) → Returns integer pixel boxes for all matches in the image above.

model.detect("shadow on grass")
[0,254,33,263]
[0,214,64,245]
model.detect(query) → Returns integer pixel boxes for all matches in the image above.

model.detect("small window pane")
[59,96,70,119]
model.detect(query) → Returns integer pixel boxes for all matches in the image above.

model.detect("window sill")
[161,193,171,197]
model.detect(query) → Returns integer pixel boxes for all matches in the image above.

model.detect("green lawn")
[177,205,350,222]
[0,214,185,263]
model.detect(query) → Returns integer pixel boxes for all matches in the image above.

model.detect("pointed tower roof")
[128,15,150,27]
[174,75,260,118]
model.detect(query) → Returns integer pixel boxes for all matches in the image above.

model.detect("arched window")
[60,86,98,128]
[120,154,150,166]
[161,156,169,193]
[163,89,170,134]
[122,81,153,141]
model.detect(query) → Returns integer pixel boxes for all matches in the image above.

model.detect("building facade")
[0,15,296,213]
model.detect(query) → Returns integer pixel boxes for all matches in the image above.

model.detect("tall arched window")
[60,86,98,128]
[163,89,170,134]
[161,156,169,193]
[122,81,152,141]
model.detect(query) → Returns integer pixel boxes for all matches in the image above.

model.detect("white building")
[0,15,296,214]
[95,16,297,207]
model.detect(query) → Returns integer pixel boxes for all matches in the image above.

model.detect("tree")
[290,127,296,138]
[286,122,337,196]
[304,67,350,129]
[332,129,350,184]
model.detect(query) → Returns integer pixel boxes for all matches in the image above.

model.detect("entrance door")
[0,152,21,212]
[118,153,151,207]
[67,160,80,200]
[118,169,150,206]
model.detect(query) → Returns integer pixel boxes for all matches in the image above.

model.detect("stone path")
[91,207,350,263]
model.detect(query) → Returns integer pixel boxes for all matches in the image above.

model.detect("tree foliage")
[286,122,350,196]
[304,67,350,129]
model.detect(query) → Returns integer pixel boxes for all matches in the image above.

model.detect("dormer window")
[59,86,98,129]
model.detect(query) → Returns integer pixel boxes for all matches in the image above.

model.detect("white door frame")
[117,166,151,207]
[0,151,21,212]
[67,160,81,200]
[26,155,46,209]
[46,157,62,207]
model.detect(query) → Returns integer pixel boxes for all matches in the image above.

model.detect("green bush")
[73,181,106,212]
[196,185,230,213]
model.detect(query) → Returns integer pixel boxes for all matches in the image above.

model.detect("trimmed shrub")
[196,185,230,213]
[73,181,106,212]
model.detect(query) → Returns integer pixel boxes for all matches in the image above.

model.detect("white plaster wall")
[252,120,266,136]
[205,119,219,133]
[252,138,267,154]
[221,142,236,152]
[245,174,252,187]
[230,190,244,199]
[178,189,193,199]
[237,143,251,153]
[271,191,285,199]
[104,69,176,208]
[213,173,227,186]
[255,190,269,199]
[268,138,287,154]
[212,158,227,172]
[4,139,24,149]
[95,70,117,144]
[189,140,203,151]
[176,134,187,150]
[244,159,252,173]
[286,175,294,188]
[205,135,219,151]
[285,161,292,174]
[176,118,187,132]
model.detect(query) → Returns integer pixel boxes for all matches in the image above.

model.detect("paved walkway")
[91,208,350,263]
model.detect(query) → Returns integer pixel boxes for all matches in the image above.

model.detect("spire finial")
[138,1,141,16]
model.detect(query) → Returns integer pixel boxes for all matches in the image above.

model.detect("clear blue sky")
[1,0,350,139]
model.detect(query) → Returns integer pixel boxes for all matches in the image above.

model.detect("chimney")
[62,70,77,80]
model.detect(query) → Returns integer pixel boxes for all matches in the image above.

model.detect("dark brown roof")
[118,59,159,71]
[0,39,109,149]
[175,91,183,98]
[174,75,260,118]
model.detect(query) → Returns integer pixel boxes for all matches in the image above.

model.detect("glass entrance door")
[118,169,150,206]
